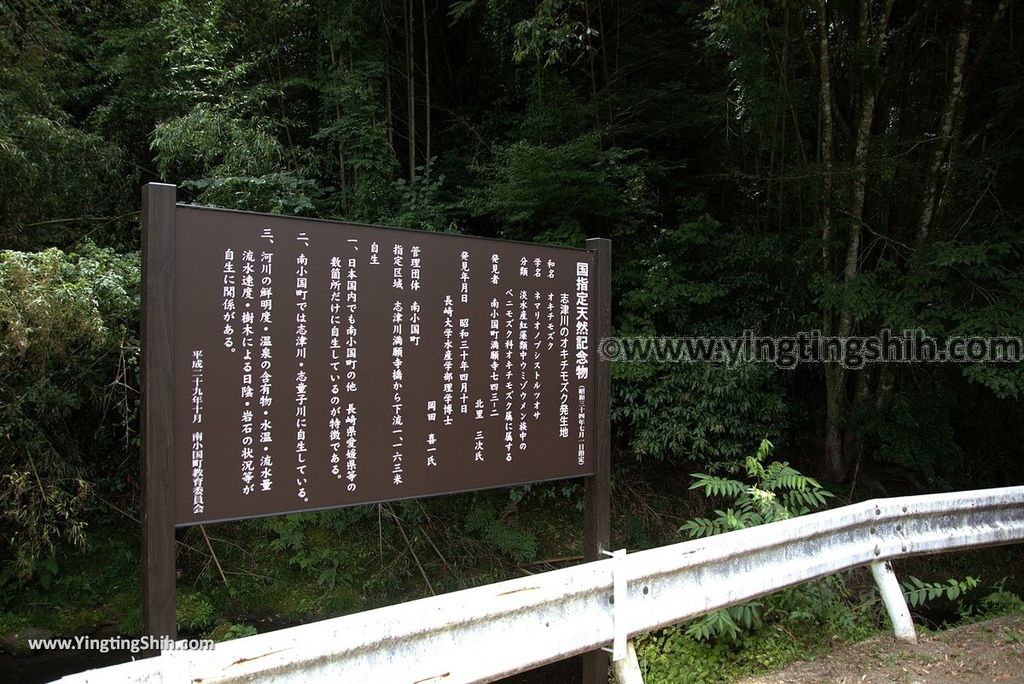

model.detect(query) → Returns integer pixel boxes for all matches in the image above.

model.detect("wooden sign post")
[141,183,178,640]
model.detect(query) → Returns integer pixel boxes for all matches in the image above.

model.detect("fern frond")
[679,517,722,539]
[689,474,746,499]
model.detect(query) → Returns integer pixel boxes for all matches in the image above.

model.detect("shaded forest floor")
[738,613,1024,684]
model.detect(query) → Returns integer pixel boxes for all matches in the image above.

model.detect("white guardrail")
[62,486,1024,684]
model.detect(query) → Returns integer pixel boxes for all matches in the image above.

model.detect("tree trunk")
[936,0,1007,224]
[404,0,416,181]
[328,43,349,215]
[817,0,835,293]
[839,0,892,339]
[381,2,395,157]
[820,0,898,482]
[916,0,973,246]
[422,0,431,168]
[824,365,848,482]
[583,0,602,148]
[818,0,849,482]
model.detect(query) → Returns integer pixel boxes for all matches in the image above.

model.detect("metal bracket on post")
[871,561,917,643]
[599,549,645,684]
[600,548,628,661]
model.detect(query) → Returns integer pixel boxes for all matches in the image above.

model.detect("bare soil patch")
[737,614,1024,684]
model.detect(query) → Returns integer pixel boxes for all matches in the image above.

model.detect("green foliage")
[901,575,979,609]
[507,480,582,509]
[387,159,452,231]
[177,592,215,632]
[635,619,855,684]
[853,384,960,488]
[612,204,793,469]
[895,575,1024,630]
[976,579,1024,618]
[638,441,870,679]
[615,362,786,469]
[679,439,834,642]
[0,244,140,581]
[153,105,284,181]
[685,603,762,642]
[464,500,538,564]
[771,574,864,635]
[182,174,321,216]
[209,622,258,641]
[0,1,131,249]
[680,439,832,540]
[512,0,596,68]
[261,509,374,591]
[465,133,652,246]
[313,5,397,221]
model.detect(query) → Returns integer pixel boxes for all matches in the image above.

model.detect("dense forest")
[2,0,1023,680]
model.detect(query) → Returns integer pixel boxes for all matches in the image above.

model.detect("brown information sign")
[171,206,595,525]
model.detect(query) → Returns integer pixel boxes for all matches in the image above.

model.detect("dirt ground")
[737,614,1024,684]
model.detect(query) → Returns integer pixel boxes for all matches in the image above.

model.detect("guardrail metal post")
[584,237,612,684]
[603,548,643,682]
[870,561,917,643]
[610,642,644,684]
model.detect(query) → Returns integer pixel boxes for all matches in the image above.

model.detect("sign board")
[141,184,610,666]
[167,206,595,525]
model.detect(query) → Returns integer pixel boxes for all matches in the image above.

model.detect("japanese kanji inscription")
[172,206,595,525]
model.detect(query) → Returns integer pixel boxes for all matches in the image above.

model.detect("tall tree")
[709,0,1024,481]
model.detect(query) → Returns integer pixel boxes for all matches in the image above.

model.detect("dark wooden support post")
[141,183,177,643]
[583,237,611,684]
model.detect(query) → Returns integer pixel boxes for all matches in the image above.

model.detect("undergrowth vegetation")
[2,0,1024,680]
[634,441,1024,683]
[0,433,1020,682]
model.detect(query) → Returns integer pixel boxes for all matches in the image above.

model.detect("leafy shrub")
[901,575,1024,628]
[0,244,140,582]
[387,158,452,231]
[612,207,793,470]
[176,592,215,632]
[209,622,258,641]
[261,509,374,590]
[182,173,321,216]
[675,438,835,643]
[976,579,1024,618]
[677,439,834,642]
[901,575,979,609]
[637,441,871,681]
[464,500,538,564]
[636,623,807,684]
[680,439,832,539]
